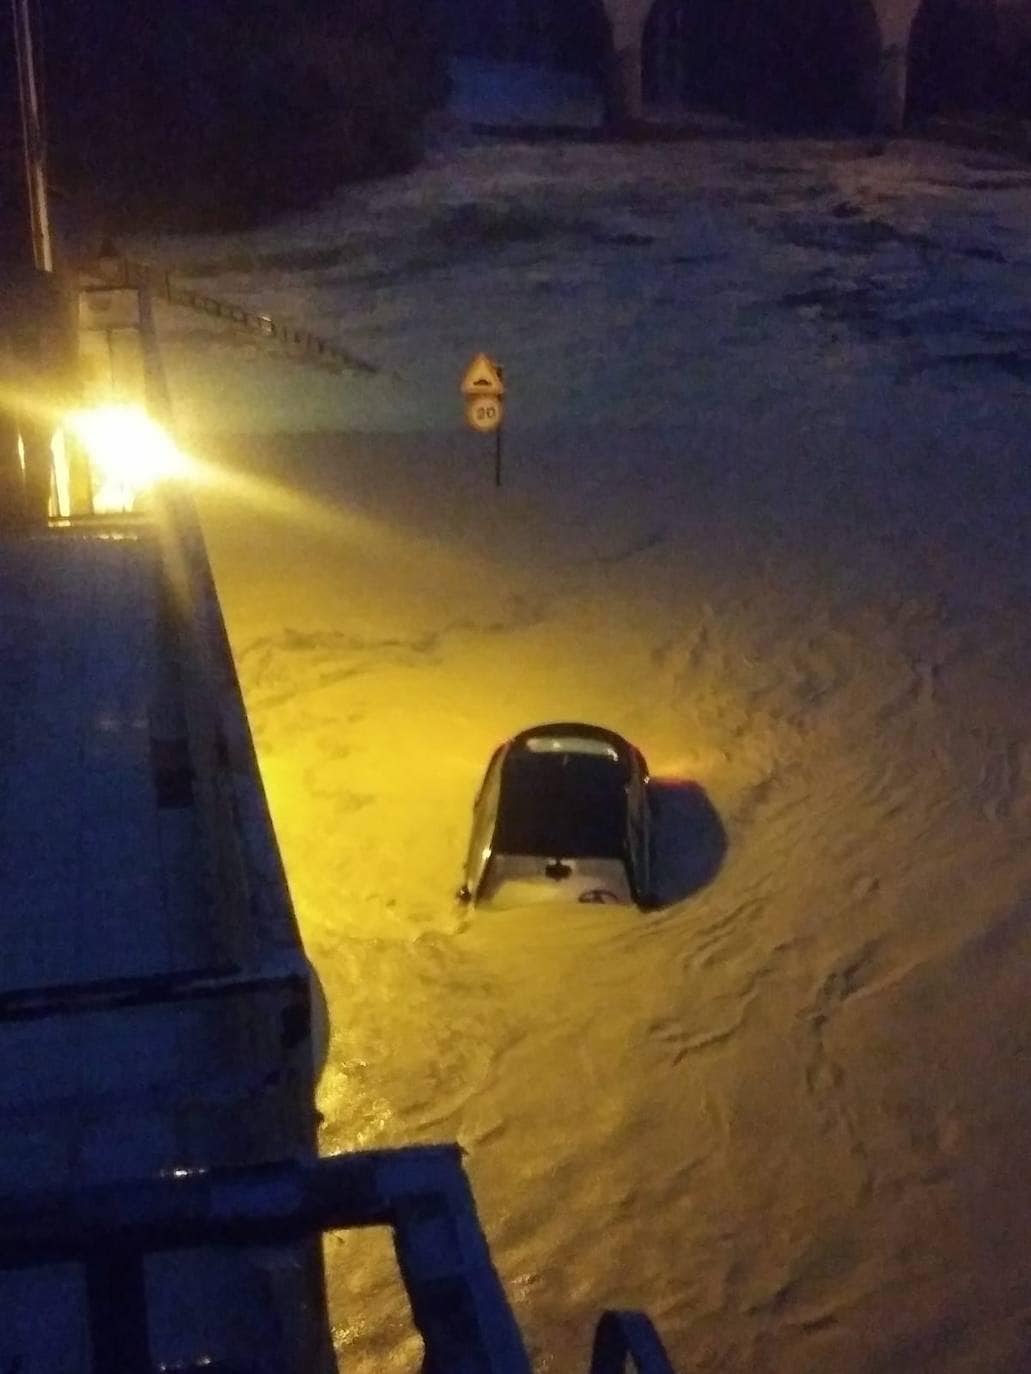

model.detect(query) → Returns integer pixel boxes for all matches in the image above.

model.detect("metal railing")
[90,253,383,378]
[591,1311,676,1374]
[0,1145,676,1374]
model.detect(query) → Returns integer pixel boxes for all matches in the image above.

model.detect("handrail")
[0,1146,534,1374]
[590,1310,677,1374]
[88,253,383,377]
[0,1146,678,1374]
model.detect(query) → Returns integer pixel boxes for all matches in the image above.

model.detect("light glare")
[67,404,189,513]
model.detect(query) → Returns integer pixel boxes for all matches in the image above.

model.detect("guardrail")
[0,1146,676,1374]
[91,252,383,378]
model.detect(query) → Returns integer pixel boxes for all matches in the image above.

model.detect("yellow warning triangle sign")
[461,352,505,396]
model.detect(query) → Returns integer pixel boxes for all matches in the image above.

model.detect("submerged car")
[457,722,653,909]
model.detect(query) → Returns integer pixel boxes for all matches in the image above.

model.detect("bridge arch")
[439,0,959,136]
[547,0,614,77]
[907,0,1002,118]
[641,0,883,132]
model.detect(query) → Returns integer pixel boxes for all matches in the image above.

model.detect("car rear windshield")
[524,734,619,759]
[494,750,627,858]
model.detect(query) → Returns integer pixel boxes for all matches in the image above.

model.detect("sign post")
[461,353,505,487]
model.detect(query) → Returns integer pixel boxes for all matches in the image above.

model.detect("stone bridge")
[604,0,924,131]
[443,0,1027,135]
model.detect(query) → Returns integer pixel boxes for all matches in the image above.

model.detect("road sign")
[461,353,505,397]
[465,395,504,433]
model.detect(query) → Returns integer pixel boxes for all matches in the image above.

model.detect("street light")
[65,404,190,514]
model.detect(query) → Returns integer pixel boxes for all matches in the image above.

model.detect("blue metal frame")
[590,1310,677,1374]
[0,1145,674,1374]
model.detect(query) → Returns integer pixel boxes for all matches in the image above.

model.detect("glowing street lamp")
[64,404,189,514]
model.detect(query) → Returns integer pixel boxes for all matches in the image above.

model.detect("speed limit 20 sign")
[460,352,506,484]
[465,395,503,432]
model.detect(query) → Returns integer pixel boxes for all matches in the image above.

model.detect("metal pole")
[494,363,504,487]
[11,0,53,271]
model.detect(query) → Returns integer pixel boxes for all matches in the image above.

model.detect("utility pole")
[11,0,53,271]
[2,0,72,527]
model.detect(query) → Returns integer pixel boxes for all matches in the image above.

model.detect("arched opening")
[642,0,883,133]
[907,0,1005,118]
[549,0,613,78]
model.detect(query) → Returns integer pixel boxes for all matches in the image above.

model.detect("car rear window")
[494,751,626,858]
[524,734,619,759]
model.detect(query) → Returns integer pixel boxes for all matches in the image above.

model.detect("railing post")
[590,1310,676,1374]
[378,1148,533,1374]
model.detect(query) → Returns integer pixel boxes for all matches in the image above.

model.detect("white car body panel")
[478,854,634,910]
